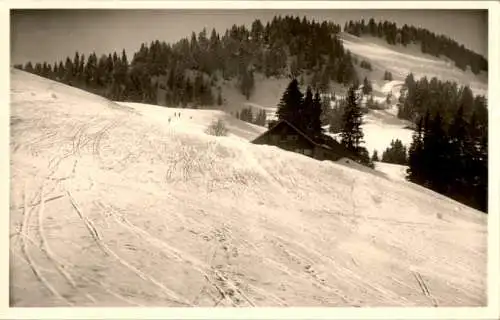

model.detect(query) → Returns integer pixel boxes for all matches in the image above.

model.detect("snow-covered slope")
[218,73,289,122]
[218,33,487,156]
[113,101,267,143]
[342,32,487,156]
[10,69,486,307]
[340,32,488,97]
[361,108,414,156]
[374,162,409,182]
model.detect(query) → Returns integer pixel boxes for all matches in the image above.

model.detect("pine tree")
[459,85,474,117]
[407,116,424,183]
[217,89,223,106]
[310,91,323,138]
[422,111,448,192]
[386,92,392,106]
[320,94,332,126]
[63,57,74,84]
[328,99,345,134]
[240,108,246,121]
[121,49,128,68]
[340,86,364,152]
[368,18,377,36]
[447,105,470,200]
[290,59,300,78]
[318,68,330,93]
[78,54,85,83]
[254,109,267,126]
[239,108,246,122]
[247,107,254,123]
[366,94,378,110]
[301,86,314,132]
[383,70,393,81]
[73,52,80,78]
[34,62,42,75]
[362,76,372,95]
[240,68,255,100]
[96,54,108,87]
[371,150,379,162]
[41,62,49,78]
[184,78,193,105]
[85,53,97,86]
[465,110,487,211]
[276,78,304,126]
[193,73,204,105]
[24,61,34,73]
[417,109,433,186]
[382,139,408,165]
[57,61,65,81]
[106,53,114,81]
[52,62,58,79]
[199,80,214,106]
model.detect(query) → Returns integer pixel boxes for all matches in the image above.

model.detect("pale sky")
[10,9,488,66]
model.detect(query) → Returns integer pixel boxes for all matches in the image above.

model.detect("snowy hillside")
[10,69,487,307]
[339,32,488,97]
[374,162,409,182]
[112,102,267,143]
[218,32,487,156]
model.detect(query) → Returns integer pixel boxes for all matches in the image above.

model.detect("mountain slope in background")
[215,32,487,155]
[10,69,486,307]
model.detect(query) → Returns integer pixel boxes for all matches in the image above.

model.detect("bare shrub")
[206,118,229,137]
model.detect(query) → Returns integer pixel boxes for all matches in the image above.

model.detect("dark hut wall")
[316,143,348,161]
[253,122,315,156]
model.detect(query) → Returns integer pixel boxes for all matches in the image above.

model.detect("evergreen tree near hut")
[276,78,304,127]
[340,85,364,152]
[301,86,314,133]
[308,91,324,138]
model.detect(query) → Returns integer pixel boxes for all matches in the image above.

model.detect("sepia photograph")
[6,2,497,317]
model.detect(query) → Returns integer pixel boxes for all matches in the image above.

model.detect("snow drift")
[10,69,486,307]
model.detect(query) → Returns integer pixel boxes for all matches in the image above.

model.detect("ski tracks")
[71,117,121,162]
[12,136,145,306]
[94,201,267,307]
[37,184,98,304]
[68,195,193,306]
[13,159,104,306]
[266,236,355,305]
[412,270,439,307]
[17,182,73,306]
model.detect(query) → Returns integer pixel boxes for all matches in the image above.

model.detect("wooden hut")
[251,119,359,162]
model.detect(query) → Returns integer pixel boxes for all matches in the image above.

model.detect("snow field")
[9,68,486,307]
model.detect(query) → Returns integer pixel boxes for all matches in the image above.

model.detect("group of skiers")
[168,112,181,124]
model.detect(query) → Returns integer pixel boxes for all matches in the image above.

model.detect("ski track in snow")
[9,68,487,307]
